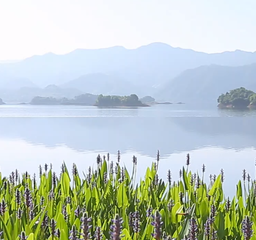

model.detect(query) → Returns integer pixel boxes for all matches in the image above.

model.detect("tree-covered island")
[30,93,149,107]
[95,94,148,107]
[30,94,98,105]
[218,87,256,109]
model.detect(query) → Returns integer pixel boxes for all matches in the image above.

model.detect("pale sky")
[0,0,255,60]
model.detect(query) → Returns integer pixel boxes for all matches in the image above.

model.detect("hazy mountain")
[157,64,256,103]
[0,74,36,90]
[61,73,146,96]
[1,43,256,95]
[0,85,82,103]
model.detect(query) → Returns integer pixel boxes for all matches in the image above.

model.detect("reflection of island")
[0,115,255,158]
[218,87,256,109]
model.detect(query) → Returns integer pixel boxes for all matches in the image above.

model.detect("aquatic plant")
[0,152,255,239]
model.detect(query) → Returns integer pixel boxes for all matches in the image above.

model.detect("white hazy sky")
[0,0,255,60]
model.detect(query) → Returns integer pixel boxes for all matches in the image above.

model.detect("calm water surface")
[0,104,256,196]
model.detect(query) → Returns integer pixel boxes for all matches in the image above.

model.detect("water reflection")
[0,105,255,197]
[0,117,255,157]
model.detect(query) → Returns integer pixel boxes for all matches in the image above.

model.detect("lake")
[0,104,256,197]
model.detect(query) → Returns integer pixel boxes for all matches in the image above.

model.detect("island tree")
[218,87,256,108]
[96,94,145,106]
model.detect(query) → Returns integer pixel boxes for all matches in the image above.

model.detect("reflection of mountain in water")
[0,116,255,158]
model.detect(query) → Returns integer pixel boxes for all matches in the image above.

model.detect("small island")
[95,94,148,107]
[30,93,149,107]
[217,87,256,109]
[30,94,98,105]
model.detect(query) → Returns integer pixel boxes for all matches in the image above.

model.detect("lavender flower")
[1,200,7,215]
[50,218,57,237]
[24,187,32,208]
[213,175,216,182]
[242,216,253,240]
[81,212,92,240]
[202,164,205,173]
[44,164,48,172]
[226,198,231,212]
[25,171,29,180]
[117,150,121,163]
[204,219,211,237]
[247,173,251,182]
[133,155,137,165]
[19,231,28,240]
[167,170,171,185]
[61,163,65,174]
[94,227,102,240]
[69,225,78,240]
[33,174,36,189]
[110,214,123,240]
[195,176,200,189]
[129,212,134,229]
[15,169,19,183]
[110,162,114,175]
[103,172,108,184]
[152,211,163,240]
[88,167,92,183]
[97,154,101,165]
[243,169,247,182]
[133,211,140,233]
[41,213,49,228]
[146,207,153,218]
[17,208,23,220]
[179,192,183,204]
[209,205,216,224]
[62,205,69,222]
[119,167,125,183]
[220,169,224,182]
[157,150,160,163]
[39,165,42,177]
[167,200,174,212]
[75,205,82,218]
[29,209,34,221]
[188,218,198,240]
[15,189,21,205]
[55,229,61,238]
[186,153,190,166]
[179,169,182,178]
[52,172,57,189]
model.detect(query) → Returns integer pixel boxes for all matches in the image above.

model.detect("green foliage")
[0,157,255,239]
[96,94,144,106]
[218,87,256,108]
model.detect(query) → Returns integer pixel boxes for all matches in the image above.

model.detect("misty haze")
[0,1,256,239]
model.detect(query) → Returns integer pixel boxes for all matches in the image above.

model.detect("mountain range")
[1,42,256,103]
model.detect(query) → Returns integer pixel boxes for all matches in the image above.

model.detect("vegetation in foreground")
[218,87,256,109]
[0,152,255,240]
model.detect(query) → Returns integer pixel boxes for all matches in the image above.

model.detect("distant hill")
[1,43,256,96]
[157,64,256,103]
[0,85,82,103]
[61,73,141,96]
